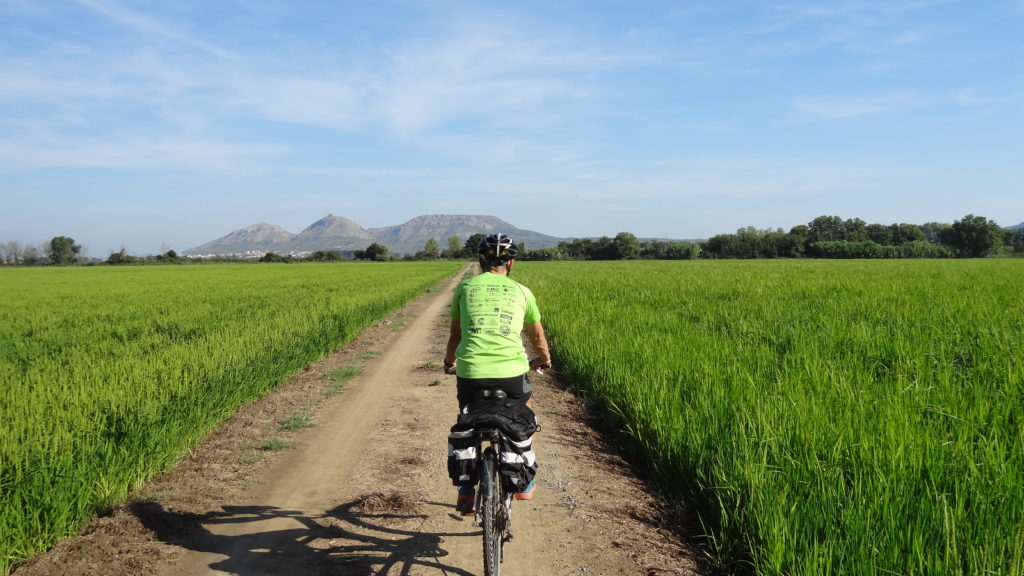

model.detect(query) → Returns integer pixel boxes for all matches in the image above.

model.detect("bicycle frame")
[474,427,514,575]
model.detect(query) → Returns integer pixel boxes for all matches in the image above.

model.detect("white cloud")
[951,88,1023,108]
[791,93,925,120]
[71,0,232,58]
[734,1,953,63]
[0,138,287,172]
[1,8,630,172]
[221,73,365,131]
[366,21,608,136]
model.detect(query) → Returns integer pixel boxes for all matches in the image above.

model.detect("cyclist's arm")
[524,321,551,370]
[443,318,461,373]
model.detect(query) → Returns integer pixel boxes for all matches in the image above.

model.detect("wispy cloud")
[0,137,286,172]
[2,7,636,171]
[792,93,925,120]
[71,0,231,58]
[221,73,365,131]
[729,1,953,64]
[365,19,614,136]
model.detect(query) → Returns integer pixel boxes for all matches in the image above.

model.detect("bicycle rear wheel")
[480,451,503,576]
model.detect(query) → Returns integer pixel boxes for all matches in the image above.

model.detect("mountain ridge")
[185,214,564,256]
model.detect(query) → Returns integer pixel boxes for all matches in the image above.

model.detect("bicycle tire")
[481,450,503,576]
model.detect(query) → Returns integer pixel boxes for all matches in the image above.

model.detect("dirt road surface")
[16,270,700,576]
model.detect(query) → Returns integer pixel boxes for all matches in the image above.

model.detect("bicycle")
[449,387,539,576]
[473,415,515,576]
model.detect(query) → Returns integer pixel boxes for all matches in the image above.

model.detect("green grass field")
[515,260,1024,576]
[0,262,460,573]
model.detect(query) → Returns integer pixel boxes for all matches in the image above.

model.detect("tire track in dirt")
[14,269,699,576]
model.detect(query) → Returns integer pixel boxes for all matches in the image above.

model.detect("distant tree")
[920,222,954,245]
[164,249,178,260]
[559,238,595,260]
[788,225,810,254]
[789,224,810,238]
[355,243,390,261]
[949,214,1004,257]
[866,223,894,245]
[1012,228,1024,253]
[890,223,925,245]
[808,215,845,243]
[640,241,667,260]
[765,230,803,258]
[1003,229,1017,246]
[106,248,138,265]
[309,250,344,262]
[814,240,885,259]
[587,236,615,260]
[462,234,486,258]
[2,241,21,264]
[844,218,868,242]
[22,244,41,265]
[611,232,640,259]
[641,240,701,260]
[260,252,291,263]
[701,227,789,259]
[446,236,461,259]
[731,228,763,259]
[47,236,81,265]
[895,241,954,258]
[702,233,746,259]
[523,246,564,261]
[670,241,702,259]
[421,238,439,260]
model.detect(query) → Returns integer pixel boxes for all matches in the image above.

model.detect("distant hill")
[1007,222,1024,230]
[185,214,565,256]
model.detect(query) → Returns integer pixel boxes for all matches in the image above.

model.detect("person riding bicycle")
[444,232,551,513]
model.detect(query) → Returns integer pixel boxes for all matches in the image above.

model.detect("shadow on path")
[132,498,479,575]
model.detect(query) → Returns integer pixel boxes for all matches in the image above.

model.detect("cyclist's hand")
[529,357,552,374]
[443,361,457,375]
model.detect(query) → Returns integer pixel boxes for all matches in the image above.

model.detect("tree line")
[353,214,1020,262]
[697,214,1020,260]
[521,214,1021,261]
[0,236,85,265]
[3,214,1021,266]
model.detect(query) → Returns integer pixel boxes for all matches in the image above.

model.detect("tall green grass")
[0,262,459,573]
[516,260,1024,575]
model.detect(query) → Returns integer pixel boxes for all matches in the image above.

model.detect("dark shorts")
[456,373,532,409]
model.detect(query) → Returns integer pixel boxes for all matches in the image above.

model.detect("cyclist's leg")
[502,373,533,407]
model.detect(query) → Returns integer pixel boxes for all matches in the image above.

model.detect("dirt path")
[15,270,699,576]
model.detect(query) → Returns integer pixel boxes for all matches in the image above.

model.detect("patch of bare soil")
[14,270,701,576]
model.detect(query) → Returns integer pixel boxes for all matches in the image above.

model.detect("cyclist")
[443,233,551,513]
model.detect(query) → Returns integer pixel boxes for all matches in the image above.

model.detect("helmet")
[478,233,518,263]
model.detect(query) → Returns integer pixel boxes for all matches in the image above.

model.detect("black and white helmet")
[478,233,518,263]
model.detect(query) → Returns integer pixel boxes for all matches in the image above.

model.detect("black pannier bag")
[498,435,536,493]
[446,398,540,490]
[447,422,477,487]
[461,397,540,441]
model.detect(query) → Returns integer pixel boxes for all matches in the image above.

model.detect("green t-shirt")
[451,272,541,379]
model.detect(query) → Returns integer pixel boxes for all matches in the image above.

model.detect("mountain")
[187,222,295,254]
[184,214,564,256]
[290,214,372,251]
[369,214,562,254]
[1007,222,1024,230]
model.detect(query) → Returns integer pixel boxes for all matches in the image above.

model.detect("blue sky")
[2,0,1022,256]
